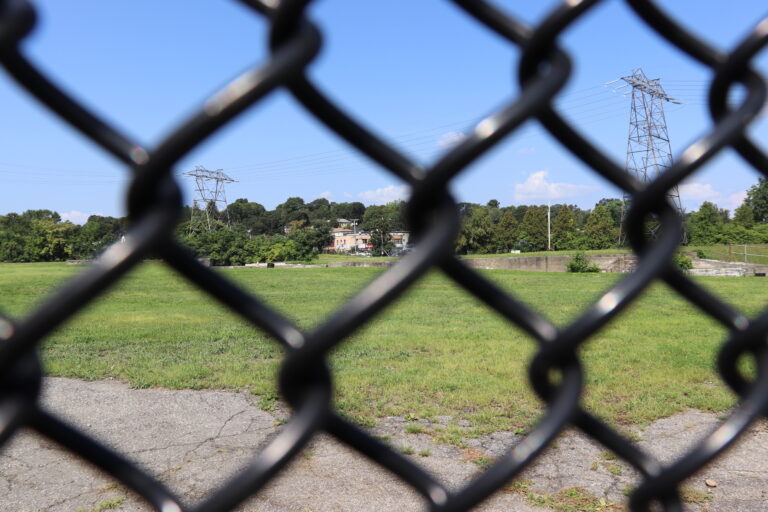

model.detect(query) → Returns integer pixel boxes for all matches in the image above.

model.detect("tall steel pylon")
[616,68,685,244]
[182,165,237,231]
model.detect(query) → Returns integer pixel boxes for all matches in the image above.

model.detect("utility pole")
[547,200,551,251]
[182,166,237,232]
[614,69,685,244]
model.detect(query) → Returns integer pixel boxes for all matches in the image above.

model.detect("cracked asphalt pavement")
[1,378,766,511]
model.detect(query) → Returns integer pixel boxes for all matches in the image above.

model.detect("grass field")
[1,261,763,438]
[691,244,768,265]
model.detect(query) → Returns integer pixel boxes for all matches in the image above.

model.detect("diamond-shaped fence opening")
[1,0,767,510]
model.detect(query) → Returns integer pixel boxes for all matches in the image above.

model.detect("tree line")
[179,197,408,264]
[0,210,125,263]
[4,178,768,263]
[454,177,768,253]
[454,198,621,254]
[0,197,408,265]
[685,178,768,245]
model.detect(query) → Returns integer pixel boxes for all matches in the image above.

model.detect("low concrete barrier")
[689,258,768,277]
[238,254,768,276]
[325,261,394,268]
[314,254,638,273]
[460,254,637,273]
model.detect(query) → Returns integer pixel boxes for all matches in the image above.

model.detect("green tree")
[687,201,727,245]
[455,205,494,254]
[745,178,768,223]
[23,209,61,222]
[274,197,306,229]
[486,200,502,224]
[73,215,126,258]
[518,206,548,252]
[34,220,70,260]
[493,210,518,252]
[287,225,332,261]
[0,213,35,261]
[330,201,366,222]
[733,202,756,228]
[361,206,394,255]
[595,198,623,229]
[0,210,82,262]
[551,205,576,250]
[583,204,617,249]
[225,199,270,234]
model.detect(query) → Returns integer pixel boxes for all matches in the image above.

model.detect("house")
[336,218,353,230]
[390,231,410,251]
[326,229,410,254]
[328,231,372,253]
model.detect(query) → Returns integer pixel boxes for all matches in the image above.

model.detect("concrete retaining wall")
[240,254,768,276]
[460,254,637,273]
[243,261,395,269]
[690,258,768,277]
[324,261,394,268]
[313,254,637,273]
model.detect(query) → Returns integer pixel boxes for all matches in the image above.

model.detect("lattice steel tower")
[618,68,685,244]
[182,165,237,231]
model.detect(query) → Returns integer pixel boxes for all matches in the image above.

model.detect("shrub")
[567,252,600,273]
[674,253,693,270]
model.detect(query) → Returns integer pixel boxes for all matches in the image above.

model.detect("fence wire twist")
[1,0,767,510]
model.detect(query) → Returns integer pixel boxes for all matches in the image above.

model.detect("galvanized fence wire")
[0,0,767,510]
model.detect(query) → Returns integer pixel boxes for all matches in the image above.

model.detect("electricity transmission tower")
[182,166,237,231]
[615,68,685,244]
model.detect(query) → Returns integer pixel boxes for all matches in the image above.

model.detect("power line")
[0,81,716,186]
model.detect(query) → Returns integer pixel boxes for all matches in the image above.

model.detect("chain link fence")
[725,244,768,264]
[1,0,767,510]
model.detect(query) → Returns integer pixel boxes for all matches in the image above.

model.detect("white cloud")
[436,131,466,149]
[678,182,720,202]
[60,210,96,225]
[357,184,411,205]
[319,191,332,199]
[724,190,747,210]
[516,146,536,155]
[677,182,750,212]
[513,171,596,203]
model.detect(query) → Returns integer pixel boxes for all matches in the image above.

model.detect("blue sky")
[1,1,766,223]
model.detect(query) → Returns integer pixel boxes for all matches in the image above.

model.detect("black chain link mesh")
[1,0,767,510]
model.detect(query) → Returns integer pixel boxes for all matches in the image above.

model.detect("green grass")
[76,497,125,512]
[691,243,768,265]
[405,423,424,434]
[0,262,757,434]
[526,487,622,511]
[680,488,712,504]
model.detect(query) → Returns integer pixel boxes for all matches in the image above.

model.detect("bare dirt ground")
[1,378,766,511]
